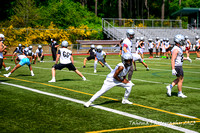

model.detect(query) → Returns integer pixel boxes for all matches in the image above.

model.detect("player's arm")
[113,66,124,82]
[171,49,178,70]
[122,44,128,53]
[157,42,160,49]
[188,40,191,48]
[14,56,19,65]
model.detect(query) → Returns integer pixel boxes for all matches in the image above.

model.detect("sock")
[8,72,11,76]
[170,84,173,89]
[82,76,86,80]
[31,70,34,75]
[178,91,182,94]
[52,77,55,80]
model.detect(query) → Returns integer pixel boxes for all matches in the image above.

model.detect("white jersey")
[122,38,132,55]
[155,40,160,48]
[132,53,143,62]
[185,39,190,47]
[171,46,183,66]
[58,48,72,64]
[23,47,29,54]
[148,42,154,49]
[165,42,170,48]
[18,54,27,61]
[106,63,130,81]
[35,49,43,55]
[135,40,140,48]
[95,51,106,60]
[195,39,200,47]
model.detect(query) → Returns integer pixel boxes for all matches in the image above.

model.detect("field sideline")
[0,54,200,132]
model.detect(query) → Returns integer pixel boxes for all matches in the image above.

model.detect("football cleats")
[174,34,185,45]
[126,29,135,39]
[61,41,68,48]
[96,45,103,52]
[122,53,133,66]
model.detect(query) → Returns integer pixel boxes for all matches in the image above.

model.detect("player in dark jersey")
[83,45,96,68]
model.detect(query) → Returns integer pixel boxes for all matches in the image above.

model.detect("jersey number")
[63,51,70,58]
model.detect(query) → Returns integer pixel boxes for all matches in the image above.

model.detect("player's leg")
[98,60,104,67]
[104,62,112,71]
[4,64,22,77]
[94,59,98,73]
[83,58,88,68]
[128,64,133,81]
[84,80,115,107]
[28,64,34,76]
[133,61,137,71]
[121,81,135,104]
[74,70,86,81]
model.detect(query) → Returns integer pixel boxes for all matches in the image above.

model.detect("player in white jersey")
[159,39,163,57]
[33,45,44,64]
[194,36,200,60]
[132,53,149,71]
[84,53,134,107]
[136,37,146,59]
[166,34,192,98]
[148,38,155,58]
[4,53,34,77]
[135,37,140,51]
[94,45,112,73]
[48,41,86,82]
[184,36,191,60]
[155,37,160,57]
[161,38,166,58]
[165,38,171,59]
[122,29,135,81]
[0,34,8,72]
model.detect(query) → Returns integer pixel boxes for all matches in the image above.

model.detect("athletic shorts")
[166,48,170,52]
[53,63,76,71]
[87,56,95,61]
[0,58,3,69]
[149,48,153,53]
[19,58,30,66]
[186,47,190,51]
[156,48,159,53]
[160,48,162,52]
[195,47,199,52]
[175,66,184,77]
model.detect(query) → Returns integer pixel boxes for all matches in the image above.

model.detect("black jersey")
[89,48,95,56]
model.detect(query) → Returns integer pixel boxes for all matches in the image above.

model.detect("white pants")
[89,80,134,103]
[94,59,112,71]
[136,48,144,54]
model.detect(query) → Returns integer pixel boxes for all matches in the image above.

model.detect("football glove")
[172,69,177,76]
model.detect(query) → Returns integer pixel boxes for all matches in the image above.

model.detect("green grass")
[0,53,200,133]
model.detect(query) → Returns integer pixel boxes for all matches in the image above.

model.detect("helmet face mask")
[61,41,68,48]
[122,53,133,67]
[96,45,103,52]
[174,34,185,46]
[126,29,135,39]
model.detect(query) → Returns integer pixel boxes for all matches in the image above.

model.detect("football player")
[48,41,86,82]
[4,53,34,77]
[165,38,171,59]
[84,53,134,107]
[147,38,155,58]
[136,37,146,59]
[122,29,135,81]
[166,34,192,98]
[185,36,191,60]
[94,45,112,73]
[132,53,149,71]
[11,44,23,61]
[194,36,200,60]
[83,44,96,68]
[33,45,44,64]
[155,37,160,58]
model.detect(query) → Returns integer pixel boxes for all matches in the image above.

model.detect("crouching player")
[48,41,86,82]
[34,45,44,64]
[4,53,34,77]
[84,53,134,107]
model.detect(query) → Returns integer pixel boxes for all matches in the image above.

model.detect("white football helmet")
[156,37,159,40]
[61,41,68,47]
[0,34,5,41]
[29,45,32,50]
[140,37,144,41]
[28,50,32,56]
[38,45,42,49]
[136,37,139,41]
[18,44,22,47]
[185,36,188,40]
[96,45,103,52]
[126,29,135,39]
[122,53,133,66]
[90,44,95,49]
[160,39,163,42]
[148,38,153,42]
[174,34,185,45]
[195,35,199,40]
[166,38,169,42]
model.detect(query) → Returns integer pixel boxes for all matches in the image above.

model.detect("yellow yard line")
[1,75,200,121]
[86,121,200,133]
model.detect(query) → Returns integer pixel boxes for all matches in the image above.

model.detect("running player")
[83,44,96,68]
[84,53,134,107]
[166,34,192,98]
[48,41,86,82]
[4,53,34,77]
[94,45,112,73]
[132,53,149,71]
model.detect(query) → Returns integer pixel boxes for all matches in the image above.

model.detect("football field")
[0,54,200,132]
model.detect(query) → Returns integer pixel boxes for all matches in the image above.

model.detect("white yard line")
[0,81,198,133]
[4,63,200,90]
